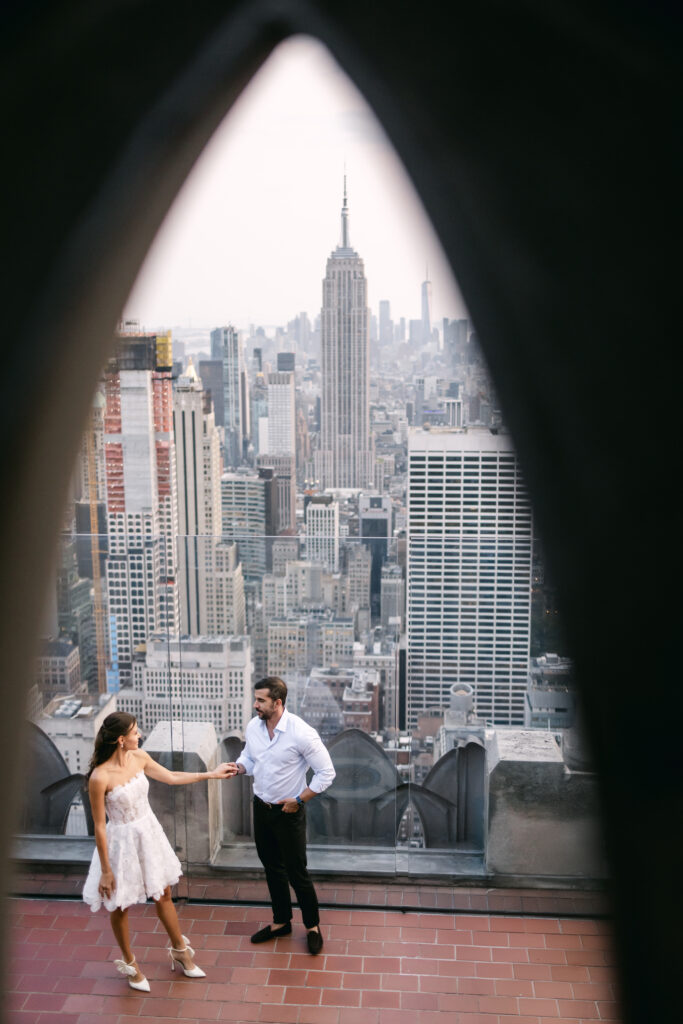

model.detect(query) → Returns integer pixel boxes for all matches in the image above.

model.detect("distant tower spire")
[340,173,350,249]
[318,178,373,490]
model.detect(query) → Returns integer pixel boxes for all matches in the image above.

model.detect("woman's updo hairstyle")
[87,712,137,779]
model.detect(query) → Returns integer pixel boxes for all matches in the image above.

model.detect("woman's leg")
[153,886,199,970]
[109,908,145,982]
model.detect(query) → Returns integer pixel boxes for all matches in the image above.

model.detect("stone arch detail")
[423,740,486,848]
[394,783,458,849]
[19,722,89,835]
[307,728,400,845]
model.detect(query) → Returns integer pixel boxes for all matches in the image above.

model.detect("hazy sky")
[124,35,466,333]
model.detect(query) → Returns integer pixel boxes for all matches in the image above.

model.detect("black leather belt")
[254,795,282,810]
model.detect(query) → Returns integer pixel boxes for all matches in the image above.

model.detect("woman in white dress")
[83,711,234,991]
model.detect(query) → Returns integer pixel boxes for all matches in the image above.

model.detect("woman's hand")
[211,762,238,779]
[99,869,115,900]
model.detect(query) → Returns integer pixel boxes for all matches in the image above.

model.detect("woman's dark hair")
[86,711,137,780]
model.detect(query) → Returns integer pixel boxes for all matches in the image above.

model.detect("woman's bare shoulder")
[88,764,110,788]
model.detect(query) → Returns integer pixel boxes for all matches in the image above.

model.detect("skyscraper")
[277,351,296,372]
[103,330,180,689]
[173,362,221,636]
[421,275,433,344]
[264,371,296,455]
[380,563,405,632]
[378,299,393,347]
[406,427,532,728]
[221,468,277,580]
[315,181,374,489]
[204,541,246,636]
[306,495,339,572]
[359,494,393,620]
[198,359,224,426]
[211,325,243,467]
[255,369,297,530]
[257,453,296,532]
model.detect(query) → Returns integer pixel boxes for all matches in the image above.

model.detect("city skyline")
[123,35,467,331]
[39,113,545,746]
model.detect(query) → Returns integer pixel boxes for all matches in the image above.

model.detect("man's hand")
[279,798,301,814]
[212,762,238,779]
[225,762,242,778]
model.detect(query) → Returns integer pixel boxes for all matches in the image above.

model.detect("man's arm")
[301,728,336,795]
[228,724,256,777]
[279,728,335,813]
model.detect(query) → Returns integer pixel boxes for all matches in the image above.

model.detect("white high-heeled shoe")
[114,957,150,992]
[168,935,206,978]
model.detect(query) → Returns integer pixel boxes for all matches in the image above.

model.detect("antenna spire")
[340,172,350,249]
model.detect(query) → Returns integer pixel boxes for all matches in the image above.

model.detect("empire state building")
[316,182,374,490]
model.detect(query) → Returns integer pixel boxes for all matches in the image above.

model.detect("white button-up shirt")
[237,708,336,804]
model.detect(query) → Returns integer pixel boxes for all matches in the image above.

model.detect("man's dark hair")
[255,676,288,706]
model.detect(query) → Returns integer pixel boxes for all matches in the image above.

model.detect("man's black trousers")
[253,796,320,929]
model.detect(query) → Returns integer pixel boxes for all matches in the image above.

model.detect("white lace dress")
[82,770,182,912]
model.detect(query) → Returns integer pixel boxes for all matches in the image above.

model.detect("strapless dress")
[82,770,182,912]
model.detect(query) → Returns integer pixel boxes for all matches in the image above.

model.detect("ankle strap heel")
[168,935,206,978]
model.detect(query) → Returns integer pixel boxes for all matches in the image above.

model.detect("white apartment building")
[347,543,371,610]
[262,573,289,621]
[35,693,117,776]
[381,563,405,631]
[320,572,347,617]
[320,617,355,667]
[306,497,339,572]
[117,634,252,737]
[267,618,313,676]
[267,613,354,676]
[406,427,532,728]
[205,541,246,636]
[374,454,395,494]
[264,371,296,454]
[262,561,323,620]
[346,543,371,633]
[272,535,300,576]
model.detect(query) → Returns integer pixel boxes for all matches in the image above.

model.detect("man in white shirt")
[227,676,336,955]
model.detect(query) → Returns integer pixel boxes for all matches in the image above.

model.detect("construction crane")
[86,399,108,694]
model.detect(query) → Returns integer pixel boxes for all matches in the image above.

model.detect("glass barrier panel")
[20,504,598,893]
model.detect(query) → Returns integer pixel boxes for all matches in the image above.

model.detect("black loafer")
[307,928,323,955]
[251,923,292,944]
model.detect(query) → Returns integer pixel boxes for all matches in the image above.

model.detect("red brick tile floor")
[6,897,622,1023]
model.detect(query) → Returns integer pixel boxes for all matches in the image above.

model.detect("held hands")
[99,869,115,900]
[212,762,239,779]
